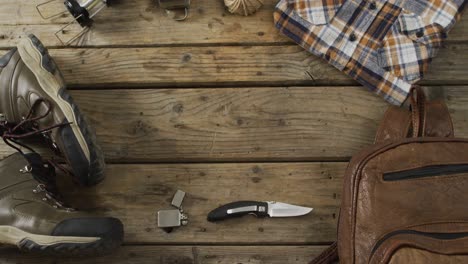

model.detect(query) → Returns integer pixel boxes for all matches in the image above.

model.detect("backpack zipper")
[383,164,468,181]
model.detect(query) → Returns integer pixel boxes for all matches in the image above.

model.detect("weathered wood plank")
[54,162,343,243]
[0,44,465,88]
[1,87,468,162]
[0,245,330,264]
[49,45,351,87]
[1,86,385,161]
[0,0,282,47]
[0,0,466,47]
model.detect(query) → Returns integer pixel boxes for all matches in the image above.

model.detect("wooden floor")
[1,1,468,263]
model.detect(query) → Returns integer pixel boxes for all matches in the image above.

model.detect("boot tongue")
[22,152,56,184]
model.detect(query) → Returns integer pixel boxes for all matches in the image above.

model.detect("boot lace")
[0,98,71,154]
[1,99,76,177]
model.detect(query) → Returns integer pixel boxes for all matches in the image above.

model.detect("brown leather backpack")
[312,88,468,264]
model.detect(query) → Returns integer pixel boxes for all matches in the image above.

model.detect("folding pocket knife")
[207,201,313,222]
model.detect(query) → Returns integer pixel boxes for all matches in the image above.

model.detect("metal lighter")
[157,190,189,233]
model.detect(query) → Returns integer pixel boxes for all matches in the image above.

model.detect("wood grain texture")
[0,0,283,47]
[1,1,466,263]
[44,45,352,87]
[0,0,466,47]
[0,245,330,264]
[55,162,344,244]
[0,44,464,88]
[1,87,468,162]
[0,86,385,161]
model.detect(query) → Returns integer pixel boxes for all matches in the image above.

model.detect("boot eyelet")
[36,184,46,192]
[20,165,33,173]
[0,113,6,124]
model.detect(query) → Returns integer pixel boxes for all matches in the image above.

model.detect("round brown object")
[224,0,264,16]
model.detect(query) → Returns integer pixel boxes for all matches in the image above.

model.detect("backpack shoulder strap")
[422,98,454,138]
[374,106,412,144]
[375,87,453,144]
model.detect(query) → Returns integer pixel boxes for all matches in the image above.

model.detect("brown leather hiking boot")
[0,152,123,254]
[0,34,105,186]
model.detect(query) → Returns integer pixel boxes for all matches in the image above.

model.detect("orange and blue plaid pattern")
[274,0,466,105]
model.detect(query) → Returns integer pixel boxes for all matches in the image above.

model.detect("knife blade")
[207,201,313,222]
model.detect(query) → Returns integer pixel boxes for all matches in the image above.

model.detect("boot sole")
[0,226,121,255]
[17,35,105,186]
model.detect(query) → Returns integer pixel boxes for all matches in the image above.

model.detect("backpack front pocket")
[369,229,468,264]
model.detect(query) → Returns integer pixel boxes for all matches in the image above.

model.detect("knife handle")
[207,201,269,222]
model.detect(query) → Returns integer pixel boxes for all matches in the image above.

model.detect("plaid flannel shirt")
[274,0,466,105]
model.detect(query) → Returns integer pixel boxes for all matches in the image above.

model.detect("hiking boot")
[0,152,123,255]
[0,34,105,186]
